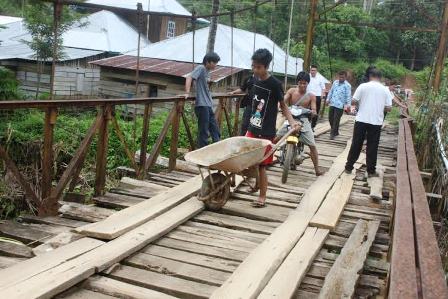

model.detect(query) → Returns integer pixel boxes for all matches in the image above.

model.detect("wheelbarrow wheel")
[199,173,230,211]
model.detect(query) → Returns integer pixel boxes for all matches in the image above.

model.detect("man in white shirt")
[307,65,327,129]
[345,68,393,177]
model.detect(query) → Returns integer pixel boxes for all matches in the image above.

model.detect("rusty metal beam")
[0,94,244,110]
[314,18,440,32]
[432,0,448,91]
[0,145,40,210]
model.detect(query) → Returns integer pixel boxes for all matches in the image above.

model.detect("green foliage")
[0,0,23,16]
[23,0,84,62]
[0,67,22,100]
[315,5,389,61]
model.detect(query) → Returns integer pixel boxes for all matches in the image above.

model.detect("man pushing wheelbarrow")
[185,49,300,209]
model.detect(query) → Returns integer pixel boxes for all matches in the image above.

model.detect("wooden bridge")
[0,96,446,298]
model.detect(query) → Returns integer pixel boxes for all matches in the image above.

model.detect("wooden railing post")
[181,109,196,150]
[233,97,240,136]
[169,100,183,171]
[40,107,58,214]
[94,105,112,196]
[139,103,152,179]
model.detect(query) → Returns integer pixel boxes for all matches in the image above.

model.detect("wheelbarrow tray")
[184,137,271,173]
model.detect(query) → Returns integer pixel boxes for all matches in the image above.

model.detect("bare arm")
[229,88,244,95]
[185,76,193,94]
[385,106,392,112]
[310,94,317,114]
[283,88,293,106]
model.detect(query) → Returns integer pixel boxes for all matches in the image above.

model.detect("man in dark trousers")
[345,68,393,177]
[326,71,351,139]
[184,52,221,148]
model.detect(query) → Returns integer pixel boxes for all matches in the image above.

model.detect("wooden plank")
[0,256,25,269]
[167,230,254,253]
[119,176,169,193]
[222,200,290,222]
[176,224,262,247]
[56,288,116,299]
[310,172,357,230]
[125,253,230,286]
[75,175,203,239]
[0,199,203,299]
[258,227,329,299]
[193,211,278,235]
[141,245,239,273]
[0,238,104,289]
[0,221,52,244]
[184,221,266,243]
[403,120,448,299]
[19,215,89,229]
[108,264,216,299]
[0,241,34,258]
[318,220,380,299]
[84,276,177,299]
[210,141,353,299]
[367,164,384,200]
[389,120,418,299]
[59,202,114,223]
[155,238,248,262]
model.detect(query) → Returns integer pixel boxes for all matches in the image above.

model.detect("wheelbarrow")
[184,128,296,211]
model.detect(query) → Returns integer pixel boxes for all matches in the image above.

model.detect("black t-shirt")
[240,76,255,108]
[247,76,284,138]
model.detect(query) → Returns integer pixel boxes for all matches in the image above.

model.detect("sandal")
[251,200,266,208]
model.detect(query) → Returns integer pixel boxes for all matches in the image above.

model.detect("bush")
[0,67,22,100]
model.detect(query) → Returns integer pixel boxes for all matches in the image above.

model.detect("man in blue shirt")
[326,71,351,139]
[184,52,221,148]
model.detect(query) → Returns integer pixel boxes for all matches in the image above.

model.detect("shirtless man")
[277,71,324,176]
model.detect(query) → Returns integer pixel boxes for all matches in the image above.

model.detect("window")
[167,20,176,38]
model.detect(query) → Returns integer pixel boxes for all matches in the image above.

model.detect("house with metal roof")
[84,0,206,43]
[88,23,305,102]
[0,10,149,98]
[127,24,304,77]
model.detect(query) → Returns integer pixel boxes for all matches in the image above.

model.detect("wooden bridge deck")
[0,118,400,298]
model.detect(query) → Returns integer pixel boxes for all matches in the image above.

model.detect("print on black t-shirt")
[249,85,271,129]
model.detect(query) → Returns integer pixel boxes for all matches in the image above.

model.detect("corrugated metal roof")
[9,11,149,53]
[126,24,304,76]
[90,55,243,82]
[0,43,104,61]
[85,0,191,16]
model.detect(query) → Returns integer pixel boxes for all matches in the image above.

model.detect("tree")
[22,1,82,98]
[314,5,389,61]
[372,0,440,70]
[207,0,220,53]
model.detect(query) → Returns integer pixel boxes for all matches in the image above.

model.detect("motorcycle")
[278,106,312,184]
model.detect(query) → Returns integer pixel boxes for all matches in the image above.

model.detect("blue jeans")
[194,106,220,148]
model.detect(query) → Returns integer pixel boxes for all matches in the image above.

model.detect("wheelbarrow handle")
[261,127,299,161]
